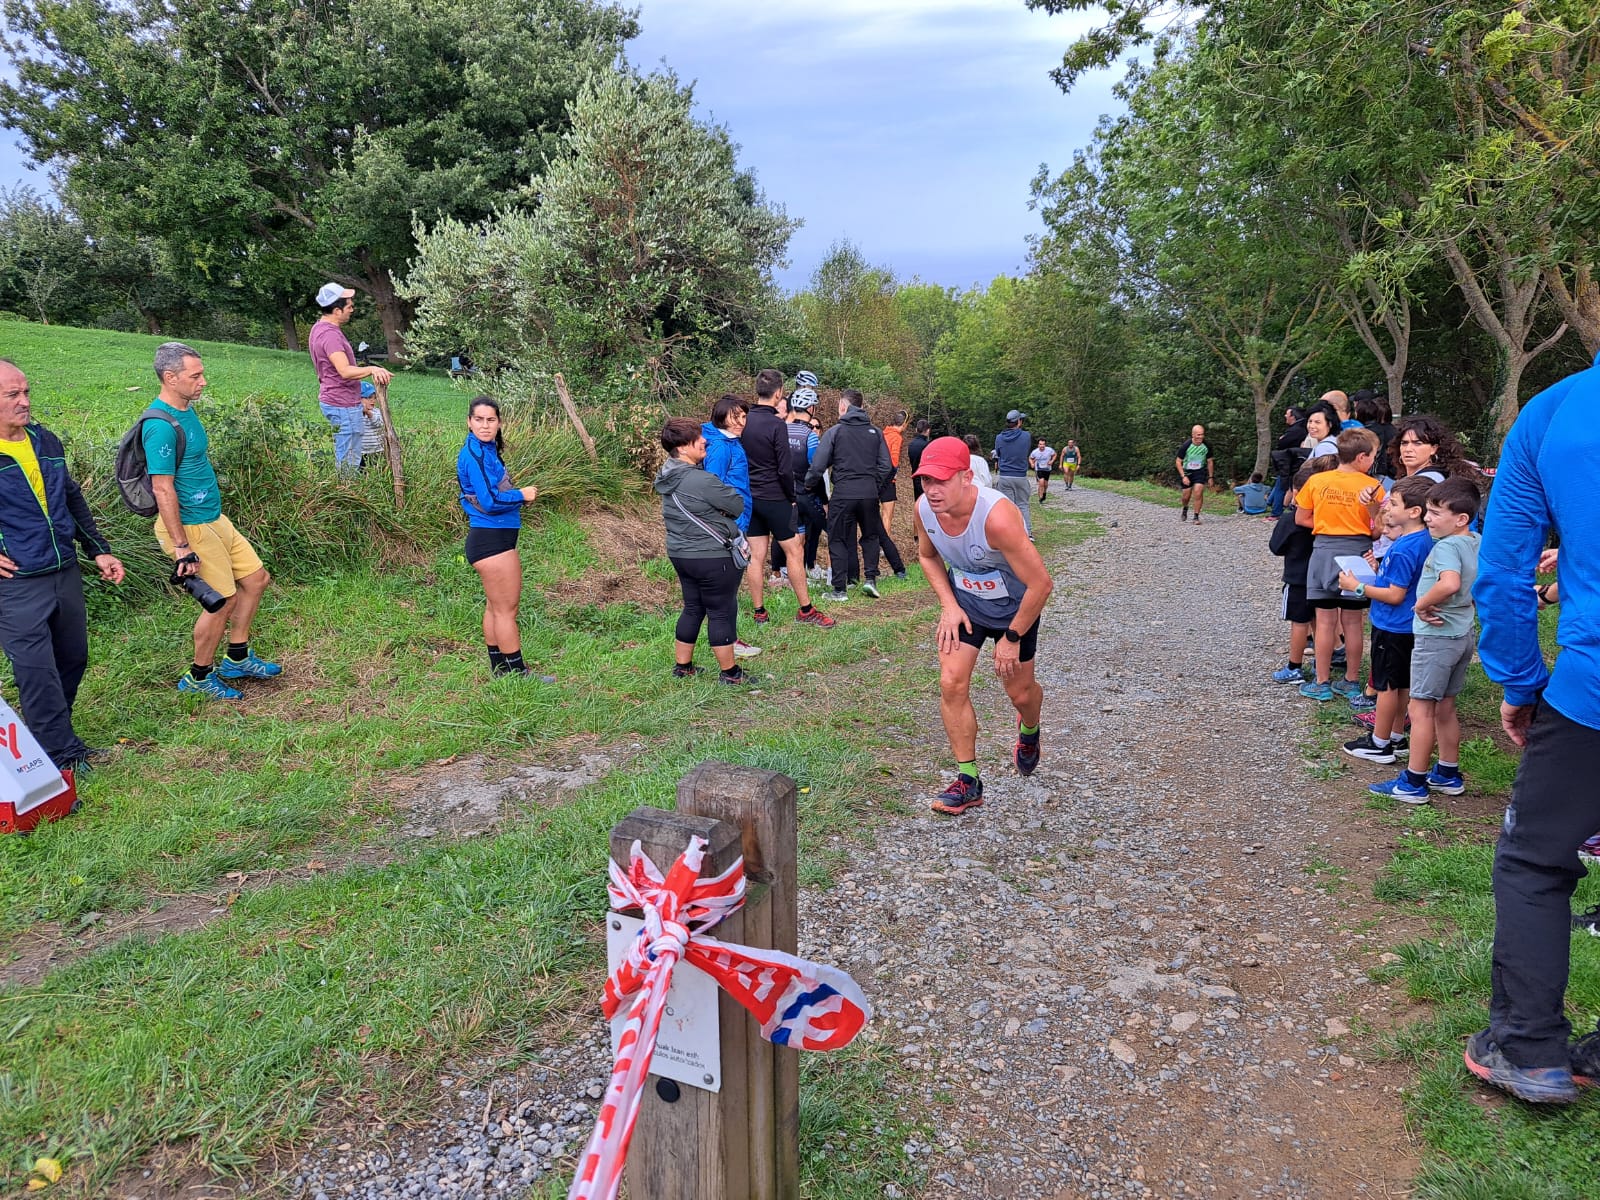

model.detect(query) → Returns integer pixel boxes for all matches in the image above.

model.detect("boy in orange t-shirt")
[1294,428,1385,702]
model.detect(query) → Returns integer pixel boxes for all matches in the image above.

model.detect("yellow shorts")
[153,512,263,599]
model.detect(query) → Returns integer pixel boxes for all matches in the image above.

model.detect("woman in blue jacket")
[457,396,541,677]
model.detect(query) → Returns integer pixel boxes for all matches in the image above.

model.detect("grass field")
[0,323,1103,1197]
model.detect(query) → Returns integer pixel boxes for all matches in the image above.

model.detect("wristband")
[1354,582,1366,599]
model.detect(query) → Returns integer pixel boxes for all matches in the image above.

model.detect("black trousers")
[670,555,740,648]
[799,494,826,569]
[827,496,882,591]
[1489,702,1600,1066]
[0,565,92,767]
[878,503,905,575]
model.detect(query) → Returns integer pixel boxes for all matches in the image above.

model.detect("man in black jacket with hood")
[741,368,832,627]
[807,390,894,601]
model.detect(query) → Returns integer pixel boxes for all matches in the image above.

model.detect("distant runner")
[1175,424,1214,524]
[912,437,1054,816]
[1030,438,1056,503]
[1060,439,1081,490]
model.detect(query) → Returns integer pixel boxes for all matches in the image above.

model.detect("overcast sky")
[0,1,1119,295]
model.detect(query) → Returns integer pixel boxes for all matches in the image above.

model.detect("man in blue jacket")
[0,360,124,773]
[993,410,1033,538]
[1469,347,1600,1104]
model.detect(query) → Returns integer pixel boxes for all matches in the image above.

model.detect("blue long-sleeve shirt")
[1475,348,1600,725]
[701,422,751,532]
[456,436,525,528]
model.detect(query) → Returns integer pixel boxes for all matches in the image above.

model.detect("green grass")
[1075,475,1186,508]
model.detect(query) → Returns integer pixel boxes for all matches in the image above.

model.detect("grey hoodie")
[654,456,745,558]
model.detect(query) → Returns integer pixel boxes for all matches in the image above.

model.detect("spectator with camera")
[144,342,283,700]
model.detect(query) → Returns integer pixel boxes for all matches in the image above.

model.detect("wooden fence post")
[607,762,800,1200]
[553,372,599,464]
[373,381,405,508]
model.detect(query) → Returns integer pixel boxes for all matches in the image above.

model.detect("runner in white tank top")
[912,436,1055,816]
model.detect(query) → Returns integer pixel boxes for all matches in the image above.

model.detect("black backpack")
[115,408,186,516]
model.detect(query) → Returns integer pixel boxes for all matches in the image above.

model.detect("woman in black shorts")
[456,396,541,677]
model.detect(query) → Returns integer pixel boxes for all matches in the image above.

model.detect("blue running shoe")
[1347,692,1377,712]
[1369,772,1430,804]
[1330,678,1363,698]
[216,649,283,680]
[1425,766,1466,796]
[1299,680,1334,702]
[177,671,242,700]
[1270,663,1304,684]
[1464,1030,1578,1104]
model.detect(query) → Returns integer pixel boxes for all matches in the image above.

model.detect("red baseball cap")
[913,436,972,480]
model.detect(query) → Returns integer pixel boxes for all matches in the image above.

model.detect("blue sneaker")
[1330,678,1363,698]
[1425,766,1466,796]
[1347,692,1377,712]
[1464,1030,1578,1104]
[1299,680,1334,702]
[1271,663,1304,684]
[1369,772,1430,804]
[177,671,242,700]
[216,649,283,680]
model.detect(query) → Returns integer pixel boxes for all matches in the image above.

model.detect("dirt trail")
[807,486,1424,1198]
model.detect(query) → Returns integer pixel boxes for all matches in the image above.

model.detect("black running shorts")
[955,616,1040,663]
[465,526,519,564]
[747,497,798,540]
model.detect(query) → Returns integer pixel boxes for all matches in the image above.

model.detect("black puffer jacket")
[805,407,892,500]
[740,404,794,502]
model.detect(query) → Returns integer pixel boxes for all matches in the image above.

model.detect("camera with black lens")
[171,563,226,612]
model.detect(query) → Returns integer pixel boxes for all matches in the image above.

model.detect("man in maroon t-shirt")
[309,282,392,473]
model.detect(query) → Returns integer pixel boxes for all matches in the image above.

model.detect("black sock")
[1288,660,1301,669]
[226,641,249,662]
[191,662,213,680]
[501,651,526,673]
[720,666,742,681]
[799,604,814,613]
[487,645,506,672]
[753,606,767,616]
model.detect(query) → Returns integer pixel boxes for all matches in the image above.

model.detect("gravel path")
[277,486,1419,1200]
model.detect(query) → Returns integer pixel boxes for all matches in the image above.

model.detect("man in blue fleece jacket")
[1468,347,1600,1104]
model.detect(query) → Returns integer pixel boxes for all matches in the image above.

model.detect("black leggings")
[671,555,740,647]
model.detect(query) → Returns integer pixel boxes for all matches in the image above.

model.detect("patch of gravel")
[272,489,1416,1200]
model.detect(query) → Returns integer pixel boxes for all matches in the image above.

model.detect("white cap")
[316,282,355,307]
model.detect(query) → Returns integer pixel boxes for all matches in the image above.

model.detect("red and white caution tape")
[568,835,872,1200]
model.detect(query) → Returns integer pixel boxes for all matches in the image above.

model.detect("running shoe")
[1571,903,1600,939]
[1342,733,1397,764]
[827,590,849,603]
[861,581,880,599]
[1579,833,1600,866]
[1192,514,1201,524]
[672,663,703,678]
[752,607,771,625]
[1299,680,1334,702]
[1330,678,1363,698]
[894,571,909,580]
[733,640,762,658]
[795,607,836,628]
[1354,711,1412,733]
[1180,508,1188,521]
[1369,772,1430,804]
[930,774,984,816]
[1014,718,1041,777]
[807,566,828,582]
[718,667,750,686]
[216,649,283,680]
[1463,1029,1578,1104]
[1425,766,1466,796]
[1270,663,1305,684]
[1331,647,1347,669]
[1571,1029,1600,1087]
[1347,692,1377,712]
[177,671,242,701]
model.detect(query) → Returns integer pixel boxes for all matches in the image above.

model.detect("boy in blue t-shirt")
[1233,473,1269,514]
[1370,477,1482,802]
[1338,475,1434,763]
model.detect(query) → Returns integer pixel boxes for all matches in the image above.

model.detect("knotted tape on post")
[568,835,872,1200]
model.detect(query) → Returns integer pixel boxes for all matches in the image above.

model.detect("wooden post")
[373,381,405,509]
[553,372,599,464]
[677,762,800,1200]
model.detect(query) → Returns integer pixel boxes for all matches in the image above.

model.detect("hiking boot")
[1570,1029,1600,1087]
[752,606,771,625]
[216,649,283,680]
[1579,833,1600,866]
[1299,680,1334,702]
[177,671,242,701]
[1342,733,1397,764]
[861,581,880,599]
[1347,692,1377,712]
[796,606,835,628]
[1570,903,1600,939]
[1270,662,1305,684]
[1425,766,1466,796]
[672,663,703,678]
[930,774,984,816]
[733,640,762,658]
[1330,678,1363,698]
[1463,1029,1578,1104]
[1014,720,1041,777]
[1369,772,1430,804]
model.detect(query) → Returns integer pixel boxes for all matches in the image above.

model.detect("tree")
[0,0,638,358]
[0,186,90,324]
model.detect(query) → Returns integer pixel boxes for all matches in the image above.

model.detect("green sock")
[1020,722,1039,737]
[957,761,978,779]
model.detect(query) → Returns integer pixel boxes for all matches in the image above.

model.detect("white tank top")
[916,487,1026,627]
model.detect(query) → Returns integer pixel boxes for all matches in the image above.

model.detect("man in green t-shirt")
[1174,424,1215,524]
[144,342,283,700]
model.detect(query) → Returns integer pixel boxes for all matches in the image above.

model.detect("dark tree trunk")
[361,261,412,363]
[280,303,301,353]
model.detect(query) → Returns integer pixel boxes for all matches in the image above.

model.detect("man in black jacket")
[1269,406,1309,517]
[807,390,894,601]
[0,360,125,773]
[741,368,832,627]
[908,419,931,500]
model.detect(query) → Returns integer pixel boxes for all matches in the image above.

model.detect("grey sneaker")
[828,590,849,602]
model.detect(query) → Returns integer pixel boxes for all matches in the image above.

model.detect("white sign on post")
[606,912,723,1093]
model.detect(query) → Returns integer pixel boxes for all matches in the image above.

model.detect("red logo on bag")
[0,723,19,760]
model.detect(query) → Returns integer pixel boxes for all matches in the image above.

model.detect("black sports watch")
[1003,628,1022,644]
